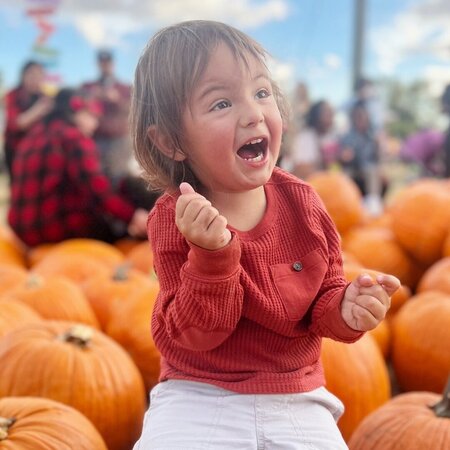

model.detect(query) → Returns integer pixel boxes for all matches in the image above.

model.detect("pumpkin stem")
[429,376,450,418]
[112,263,132,281]
[25,274,44,288]
[60,325,93,348]
[0,417,16,441]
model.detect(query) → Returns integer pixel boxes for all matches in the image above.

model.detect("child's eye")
[212,100,231,111]
[256,89,271,99]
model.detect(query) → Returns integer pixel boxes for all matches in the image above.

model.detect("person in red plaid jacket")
[7,88,148,247]
[2,60,54,179]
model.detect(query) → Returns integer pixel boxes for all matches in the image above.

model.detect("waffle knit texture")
[148,167,363,394]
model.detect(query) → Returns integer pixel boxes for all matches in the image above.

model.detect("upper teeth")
[247,138,263,145]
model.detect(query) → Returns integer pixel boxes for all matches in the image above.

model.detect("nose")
[239,101,264,128]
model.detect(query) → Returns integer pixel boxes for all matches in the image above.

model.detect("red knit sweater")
[148,168,363,394]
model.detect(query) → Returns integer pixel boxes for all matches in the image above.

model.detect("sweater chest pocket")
[270,249,328,321]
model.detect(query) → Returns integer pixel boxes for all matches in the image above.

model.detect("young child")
[130,20,400,449]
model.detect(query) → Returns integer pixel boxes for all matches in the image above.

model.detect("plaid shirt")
[3,87,44,172]
[8,119,136,246]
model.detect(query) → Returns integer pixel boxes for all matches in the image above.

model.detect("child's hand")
[127,208,149,238]
[341,273,400,331]
[175,182,232,250]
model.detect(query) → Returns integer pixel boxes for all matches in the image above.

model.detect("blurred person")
[81,49,133,186]
[291,81,310,131]
[2,60,54,178]
[282,100,340,179]
[441,84,450,177]
[7,88,148,247]
[400,128,445,177]
[339,100,386,215]
[351,77,385,134]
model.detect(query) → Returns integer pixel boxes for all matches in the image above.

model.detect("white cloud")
[0,0,289,48]
[422,64,450,97]
[323,53,341,69]
[267,57,295,91]
[370,0,450,74]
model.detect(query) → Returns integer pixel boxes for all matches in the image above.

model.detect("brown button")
[292,262,303,272]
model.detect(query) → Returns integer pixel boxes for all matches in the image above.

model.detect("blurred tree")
[379,78,442,139]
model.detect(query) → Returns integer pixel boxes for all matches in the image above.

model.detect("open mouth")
[237,138,268,162]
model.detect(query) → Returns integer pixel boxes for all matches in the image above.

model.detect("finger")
[354,294,388,321]
[358,284,391,308]
[351,273,375,290]
[195,205,220,230]
[205,215,230,244]
[376,274,401,296]
[180,182,196,195]
[182,198,212,224]
[176,192,209,223]
[351,304,380,331]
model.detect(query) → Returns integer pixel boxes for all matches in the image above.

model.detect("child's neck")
[207,187,267,232]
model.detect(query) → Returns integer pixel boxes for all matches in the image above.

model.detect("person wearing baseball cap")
[81,48,133,187]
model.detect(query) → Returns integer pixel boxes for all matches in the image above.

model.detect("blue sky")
[1,0,450,106]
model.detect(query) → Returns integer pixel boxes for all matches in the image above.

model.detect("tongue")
[238,145,259,159]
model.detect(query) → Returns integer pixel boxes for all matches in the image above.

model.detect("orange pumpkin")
[114,237,143,255]
[82,265,155,330]
[26,242,56,268]
[125,240,155,275]
[0,229,27,268]
[0,265,28,296]
[32,253,109,288]
[389,179,450,266]
[443,229,450,257]
[106,282,161,391]
[342,226,421,288]
[0,396,107,449]
[391,293,450,393]
[368,319,390,359]
[307,170,365,235]
[0,321,146,450]
[2,275,99,328]
[0,299,41,339]
[43,238,124,269]
[321,334,391,441]
[416,257,450,295]
[348,381,450,449]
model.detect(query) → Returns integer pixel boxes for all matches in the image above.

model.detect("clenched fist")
[175,182,232,250]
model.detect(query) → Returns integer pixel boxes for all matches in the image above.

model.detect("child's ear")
[147,125,186,161]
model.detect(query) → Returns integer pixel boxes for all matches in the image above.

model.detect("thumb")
[179,182,196,195]
[352,273,375,289]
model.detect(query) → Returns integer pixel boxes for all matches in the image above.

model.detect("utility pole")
[352,0,366,93]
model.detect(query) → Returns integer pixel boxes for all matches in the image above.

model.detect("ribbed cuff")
[186,232,241,278]
[315,286,364,342]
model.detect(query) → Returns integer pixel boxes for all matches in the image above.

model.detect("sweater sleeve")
[306,188,364,342]
[149,200,244,352]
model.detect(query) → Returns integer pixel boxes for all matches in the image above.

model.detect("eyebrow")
[197,73,271,102]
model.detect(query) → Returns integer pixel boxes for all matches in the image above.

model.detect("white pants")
[133,380,347,450]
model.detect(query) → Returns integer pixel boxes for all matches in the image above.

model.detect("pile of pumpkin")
[309,171,450,449]
[0,235,159,449]
[0,170,448,449]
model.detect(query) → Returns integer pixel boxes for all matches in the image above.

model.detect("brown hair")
[130,20,288,192]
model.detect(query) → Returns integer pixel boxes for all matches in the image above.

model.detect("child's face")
[180,43,283,195]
